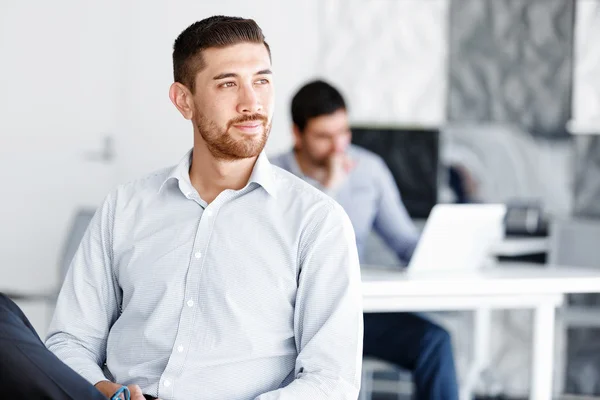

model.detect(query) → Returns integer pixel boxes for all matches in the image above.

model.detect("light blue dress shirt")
[271,145,419,264]
[46,150,363,400]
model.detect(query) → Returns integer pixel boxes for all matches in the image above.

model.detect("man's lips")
[233,121,263,133]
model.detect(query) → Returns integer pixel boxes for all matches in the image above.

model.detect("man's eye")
[220,82,236,88]
[256,79,269,85]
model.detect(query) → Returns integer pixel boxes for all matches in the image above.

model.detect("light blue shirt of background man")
[271,80,460,400]
[272,143,418,264]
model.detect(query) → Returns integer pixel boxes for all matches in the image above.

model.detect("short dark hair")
[291,80,347,132]
[173,16,271,92]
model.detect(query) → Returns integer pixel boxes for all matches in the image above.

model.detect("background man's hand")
[324,153,355,189]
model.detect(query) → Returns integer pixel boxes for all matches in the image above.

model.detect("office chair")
[4,209,96,330]
[58,209,96,283]
[360,358,414,400]
[548,218,600,396]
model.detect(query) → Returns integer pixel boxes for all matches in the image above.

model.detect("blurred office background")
[1,0,600,398]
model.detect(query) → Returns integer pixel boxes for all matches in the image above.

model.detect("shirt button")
[205,209,213,217]
[194,251,202,259]
[177,345,184,353]
[187,300,194,307]
[164,379,171,387]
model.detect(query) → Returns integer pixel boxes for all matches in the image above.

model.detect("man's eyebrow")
[213,69,272,80]
[213,72,237,80]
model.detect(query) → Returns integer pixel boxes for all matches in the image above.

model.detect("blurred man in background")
[271,79,459,400]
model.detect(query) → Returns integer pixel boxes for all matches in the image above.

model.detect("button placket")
[159,199,224,393]
[158,375,174,399]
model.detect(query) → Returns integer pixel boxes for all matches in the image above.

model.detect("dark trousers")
[0,293,108,399]
[364,312,460,400]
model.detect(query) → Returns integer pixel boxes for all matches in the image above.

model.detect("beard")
[307,152,329,167]
[196,113,270,161]
[298,140,330,167]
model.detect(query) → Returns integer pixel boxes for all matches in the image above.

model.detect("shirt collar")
[158,149,277,198]
[158,149,193,194]
[248,151,278,198]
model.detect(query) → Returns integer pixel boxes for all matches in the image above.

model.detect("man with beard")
[0,16,364,400]
[271,80,459,400]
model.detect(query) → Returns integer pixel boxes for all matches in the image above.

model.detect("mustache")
[228,114,268,128]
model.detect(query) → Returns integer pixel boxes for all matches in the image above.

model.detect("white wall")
[319,0,449,126]
[0,0,127,335]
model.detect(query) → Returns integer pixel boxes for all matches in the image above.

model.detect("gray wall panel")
[449,0,574,138]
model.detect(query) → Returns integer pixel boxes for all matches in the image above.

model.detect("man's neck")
[190,143,258,204]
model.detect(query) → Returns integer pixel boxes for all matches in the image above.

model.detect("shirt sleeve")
[45,190,121,386]
[372,157,420,264]
[255,202,363,399]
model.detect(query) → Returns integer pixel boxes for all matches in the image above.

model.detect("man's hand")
[323,153,355,190]
[95,380,146,400]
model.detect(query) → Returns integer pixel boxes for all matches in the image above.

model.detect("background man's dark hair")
[173,16,271,93]
[291,80,347,133]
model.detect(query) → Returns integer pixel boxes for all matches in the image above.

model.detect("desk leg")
[461,308,492,400]
[531,304,555,400]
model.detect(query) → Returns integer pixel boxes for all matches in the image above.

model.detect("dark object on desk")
[503,201,548,237]
[496,202,549,264]
[351,126,439,219]
[496,253,546,264]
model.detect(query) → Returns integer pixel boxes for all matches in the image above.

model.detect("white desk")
[492,237,548,257]
[361,263,600,400]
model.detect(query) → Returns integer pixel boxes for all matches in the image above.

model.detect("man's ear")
[292,124,303,150]
[169,82,194,120]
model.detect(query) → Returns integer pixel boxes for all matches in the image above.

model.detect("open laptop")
[407,204,507,273]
